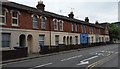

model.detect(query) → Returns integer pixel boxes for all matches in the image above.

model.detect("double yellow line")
[86,52,118,69]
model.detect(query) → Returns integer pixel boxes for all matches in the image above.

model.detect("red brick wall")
[2,6,106,35]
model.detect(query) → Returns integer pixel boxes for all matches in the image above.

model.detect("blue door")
[80,34,88,44]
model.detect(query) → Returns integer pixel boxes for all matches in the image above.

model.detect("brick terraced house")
[0,1,109,54]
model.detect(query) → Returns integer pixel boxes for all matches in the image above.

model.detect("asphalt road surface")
[2,44,119,69]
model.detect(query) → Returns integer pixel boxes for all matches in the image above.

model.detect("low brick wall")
[39,42,110,54]
[2,47,28,61]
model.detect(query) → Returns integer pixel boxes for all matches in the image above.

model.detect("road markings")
[86,53,118,69]
[81,56,98,62]
[77,56,98,66]
[35,63,53,67]
[77,61,89,65]
[61,55,82,61]
[30,62,53,69]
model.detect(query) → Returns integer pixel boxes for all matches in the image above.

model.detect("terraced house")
[0,1,109,54]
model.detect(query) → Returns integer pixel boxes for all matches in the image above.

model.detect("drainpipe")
[49,17,51,49]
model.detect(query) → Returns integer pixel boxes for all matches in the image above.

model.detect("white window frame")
[32,15,38,28]
[82,25,86,33]
[39,35,45,46]
[2,33,11,48]
[53,19,58,30]
[11,10,20,26]
[59,20,63,31]
[40,16,47,29]
[90,27,94,34]
[72,23,74,32]
[76,23,78,32]
[0,8,8,25]
[55,35,59,46]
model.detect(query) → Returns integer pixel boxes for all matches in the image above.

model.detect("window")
[90,27,94,34]
[39,35,45,46]
[53,19,58,30]
[82,25,86,33]
[76,24,78,32]
[59,20,63,31]
[72,23,74,32]
[12,11,19,26]
[105,27,109,34]
[55,35,59,46]
[2,33,11,47]
[32,15,38,28]
[0,8,7,25]
[75,36,78,44]
[41,17,46,29]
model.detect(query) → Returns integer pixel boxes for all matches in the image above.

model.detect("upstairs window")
[0,8,7,25]
[32,15,38,28]
[82,25,86,33]
[72,23,74,32]
[76,24,78,32]
[53,19,58,30]
[90,27,94,34]
[11,10,20,26]
[59,20,63,31]
[105,27,109,34]
[41,17,46,29]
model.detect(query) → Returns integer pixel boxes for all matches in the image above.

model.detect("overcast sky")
[8,0,120,23]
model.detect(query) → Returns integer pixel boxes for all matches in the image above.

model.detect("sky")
[7,0,120,23]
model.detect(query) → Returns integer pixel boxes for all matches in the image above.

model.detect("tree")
[108,23,120,42]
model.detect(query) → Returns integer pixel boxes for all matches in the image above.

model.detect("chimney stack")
[85,17,89,23]
[36,0,45,11]
[68,12,74,18]
[95,21,99,24]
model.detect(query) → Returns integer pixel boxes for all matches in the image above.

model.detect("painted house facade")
[0,1,109,53]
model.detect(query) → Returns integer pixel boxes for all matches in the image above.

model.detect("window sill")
[0,23,6,26]
[33,28,39,30]
[12,24,19,27]
[54,29,58,31]
[60,30,63,32]
[41,28,46,30]
[12,25,20,28]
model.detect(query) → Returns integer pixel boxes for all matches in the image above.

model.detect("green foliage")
[108,23,120,40]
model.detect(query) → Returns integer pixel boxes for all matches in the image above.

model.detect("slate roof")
[1,1,104,29]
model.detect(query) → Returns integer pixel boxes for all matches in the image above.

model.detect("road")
[2,44,119,69]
